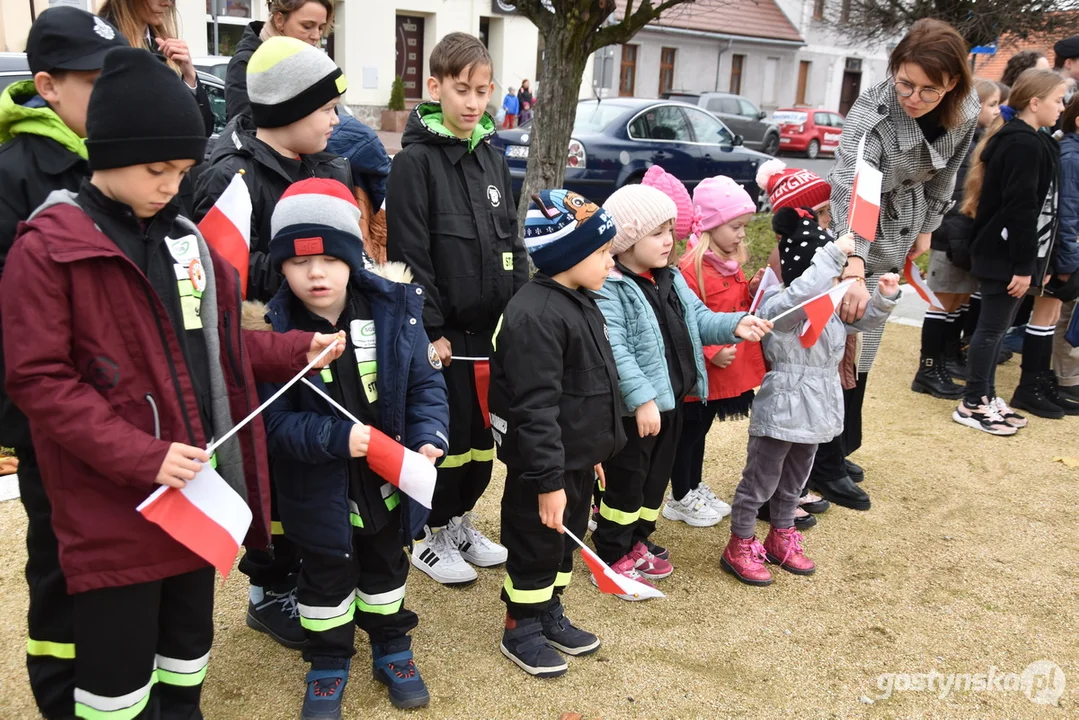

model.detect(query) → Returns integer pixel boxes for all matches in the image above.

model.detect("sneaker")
[247,583,305,650]
[625,541,673,580]
[763,526,816,575]
[642,538,669,562]
[590,558,657,601]
[798,492,831,514]
[991,397,1028,428]
[587,505,598,533]
[301,659,349,720]
[372,637,429,709]
[720,534,773,586]
[500,617,568,678]
[952,396,1018,436]
[540,600,601,656]
[452,513,508,567]
[411,525,478,585]
[662,488,722,527]
[1010,379,1066,420]
[695,482,732,516]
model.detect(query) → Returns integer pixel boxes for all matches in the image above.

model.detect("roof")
[616,0,804,44]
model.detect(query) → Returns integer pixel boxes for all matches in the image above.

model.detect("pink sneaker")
[598,556,657,601]
[763,526,816,575]
[721,534,772,586]
[627,541,673,579]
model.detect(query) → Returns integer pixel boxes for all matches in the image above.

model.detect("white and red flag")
[848,135,882,242]
[797,279,856,348]
[750,266,781,314]
[563,529,665,601]
[198,171,252,297]
[903,257,941,309]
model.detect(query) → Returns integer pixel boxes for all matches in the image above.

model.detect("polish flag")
[198,172,252,297]
[848,135,882,242]
[798,279,856,348]
[473,361,491,429]
[750,266,781,313]
[366,427,437,509]
[137,465,253,577]
[563,529,664,600]
[903,257,941,309]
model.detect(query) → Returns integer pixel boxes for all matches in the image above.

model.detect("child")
[665,175,766,528]
[252,178,449,715]
[387,31,526,585]
[0,8,126,717]
[594,184,771,596]
[195,35,353,647]
[722,221,900,586]
[502,86,519,129]
[0,47,343,719]
[490,189,622,677]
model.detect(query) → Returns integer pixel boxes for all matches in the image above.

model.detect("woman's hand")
[156,37,197,87]
[839,256,869,323]
[909,232,932,261]
[1007,275,1031,298]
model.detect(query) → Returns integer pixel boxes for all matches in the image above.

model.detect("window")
[619,44,638,97]
[729,54,745,95]
[796,60,811,106]
[684,108,734,146]
[206,0,253,56]
[831,113,845,128]
[574,101,632,133]
[840,0,851,23]
[659,47,676,96]
[202,80,228,135]
[738,98,760,118]
[814,112,831,127]
[628,105,692,142]
[711,97,740,115]
[813,0,825,20]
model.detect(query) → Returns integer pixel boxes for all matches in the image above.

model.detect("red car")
[773,108,845,159]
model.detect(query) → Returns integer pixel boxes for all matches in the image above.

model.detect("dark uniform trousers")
[237,478,301,590]
[500,467,592,619]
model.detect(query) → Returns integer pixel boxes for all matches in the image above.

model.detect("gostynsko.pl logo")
[873,660,1065,705]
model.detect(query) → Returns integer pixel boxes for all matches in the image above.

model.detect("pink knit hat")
[641,165,696,239]
[692,176,756,232]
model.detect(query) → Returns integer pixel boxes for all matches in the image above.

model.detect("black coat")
[386,104,526,341]
[970,119,1060,283]
[193,119,353,302]
[224,21,263,122]
[490,276,625,497]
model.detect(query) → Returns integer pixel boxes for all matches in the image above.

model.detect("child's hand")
[634,400,661,437]
[538,489,567,532]
[418,444,444,465]
[836,233,856,256]
[711,346,738,368]
[748,267,766,296]
[734,315,772,342]
[433,337,452,366]
[350,424,371,458]
[877,272,900,298]
[155,443,210,488]
[308,331,346,366]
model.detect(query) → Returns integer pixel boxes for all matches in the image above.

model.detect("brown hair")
[888,18,973,129]
[973,77,1000,104]
[267,0,335,36]
[1002,50,1046,87]
[429,32,492,81]
[1060,88,1079,134]
[996,81,1011,105]
[98,1,179,72]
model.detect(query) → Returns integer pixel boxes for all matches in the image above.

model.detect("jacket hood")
[1061,132,1079,156]
[0,80,87,159]
[401,102,495,152]
[236,21,264,57]
[980,118,1046,165]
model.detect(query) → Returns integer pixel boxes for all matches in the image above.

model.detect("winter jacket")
[970,118,1060,283]
[326,112,392,211]
[0,81,90,448]
[489,276,626,496]
[502,94,519,114]
[1053,133,1079,275]
[0,191,314,593]
[224,21,264,122]
[932,211,976,270]
[750,243,899,444]
[194,121,353,302]
[678,253,765,402]
[386,103,526,341]
[596,266,747,415]
[250,263,449,554]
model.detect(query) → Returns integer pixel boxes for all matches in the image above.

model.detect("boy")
[387,31,526,585]
[490,190,624,677]
[1,47,344,719]
[195,35,354,647]
[253,178,449,716]
[0,8,126,717]
[502,86,519,129]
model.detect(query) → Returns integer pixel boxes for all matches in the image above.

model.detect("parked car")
[490,98,771,207]
[193,55,231,81]
[662,91,780,155]
[772,108,844,159]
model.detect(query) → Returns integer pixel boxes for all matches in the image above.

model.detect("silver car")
[663,91,781,156]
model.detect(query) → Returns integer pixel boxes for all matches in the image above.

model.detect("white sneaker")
[696,482,732,517]
[452,513,508,567]
[411,525,478,585]
[661,488,722,527]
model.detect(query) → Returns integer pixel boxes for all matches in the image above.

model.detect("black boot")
[810,475,871,511]
[1058,384,1079,413]
[945,340,968,380]
[1041,371,1079,416]
[844,459,865,483]
[912,356,965,399]
[1010,374,1066,419]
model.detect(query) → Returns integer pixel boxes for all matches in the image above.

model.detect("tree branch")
[592,0,697,51]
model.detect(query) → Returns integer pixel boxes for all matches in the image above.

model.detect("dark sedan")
[490,98,771,206]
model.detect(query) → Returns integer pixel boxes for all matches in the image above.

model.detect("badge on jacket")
[428,343,443,370]
[487,185,501,208]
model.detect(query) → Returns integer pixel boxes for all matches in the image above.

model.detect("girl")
[955,68,1067,434]
[913,78,1001,399]
[518,79,534,125]
[1052,97,1079,409]
[664,175,765,528]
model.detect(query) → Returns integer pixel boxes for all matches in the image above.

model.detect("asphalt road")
[779,154,838,178]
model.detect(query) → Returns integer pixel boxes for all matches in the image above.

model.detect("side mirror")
[733,134,744,146]
[758,110,768,120]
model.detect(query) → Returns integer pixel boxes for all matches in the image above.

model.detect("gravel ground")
[1,324,1076,719]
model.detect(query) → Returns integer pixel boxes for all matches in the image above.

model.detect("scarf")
[686,233,741,276]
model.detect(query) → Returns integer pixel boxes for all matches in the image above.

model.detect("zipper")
[145,393,161,439]
[222,312,243,382]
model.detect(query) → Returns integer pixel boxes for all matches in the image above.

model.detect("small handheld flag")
[563,528,664,600]
[903,257,941,309]
[198,172,252,297]
[750,267,781,314]
[848,135,882,242]
[768,279,856,349]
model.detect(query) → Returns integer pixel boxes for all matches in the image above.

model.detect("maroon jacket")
[2,202,312,593]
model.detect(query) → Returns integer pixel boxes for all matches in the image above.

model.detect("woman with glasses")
[807,19,979,510]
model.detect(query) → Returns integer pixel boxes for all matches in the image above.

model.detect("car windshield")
[573,102,631,132]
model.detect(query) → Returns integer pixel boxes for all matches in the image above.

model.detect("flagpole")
[767,278,856,325]
[301,378,365,427]
[450,356,490,361]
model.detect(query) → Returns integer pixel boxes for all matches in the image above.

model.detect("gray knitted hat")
[247,36,346,128]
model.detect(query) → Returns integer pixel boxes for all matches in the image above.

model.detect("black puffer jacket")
[224,21,264,122]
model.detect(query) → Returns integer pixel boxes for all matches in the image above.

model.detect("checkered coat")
[828,80,979,369]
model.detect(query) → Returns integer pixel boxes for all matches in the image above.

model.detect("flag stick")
[450,355,490,361]
[767,278,856,325]
[301,378,365,427]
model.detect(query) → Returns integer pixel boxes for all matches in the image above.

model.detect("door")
[683,107,735,178]
[822,112,844,152]
[706,96,746,140]
[839,70,861,116]
[738,98,766,146]
[627,105,700,185]
[395,15,425,99]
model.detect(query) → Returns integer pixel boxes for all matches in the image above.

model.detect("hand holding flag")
[902,258,941,308]
[749,266,781,314]
[768,279,857,348]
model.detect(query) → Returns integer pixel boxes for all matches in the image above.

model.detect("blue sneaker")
[500,617,568,678]
[372,637,430,709]
[540,601,600,656]
[301,659,349,720]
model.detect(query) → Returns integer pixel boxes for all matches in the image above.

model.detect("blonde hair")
[98,1,181,74]
[962,68,1065,217]
[973,77,999,104]
[687,228,748,298]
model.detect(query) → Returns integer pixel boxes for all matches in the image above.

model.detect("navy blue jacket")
[326,113,392,211]
[1055,133,1079,275]
[251,264,449,553]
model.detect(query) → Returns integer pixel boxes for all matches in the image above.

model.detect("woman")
[1001,50,1051,88]
[810,18,979,509]
[517,79,533,125]
[98,0,214,137]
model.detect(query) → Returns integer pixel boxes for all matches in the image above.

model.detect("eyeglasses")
[893,79,944,104]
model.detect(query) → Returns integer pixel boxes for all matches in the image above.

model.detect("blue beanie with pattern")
[524,190,616,277]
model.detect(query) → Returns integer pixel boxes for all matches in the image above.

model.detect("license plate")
[780,137,791,143]
[505,145,529,159]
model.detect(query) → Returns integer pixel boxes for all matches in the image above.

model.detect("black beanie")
[774,206,832,286]
[86,47,207,171]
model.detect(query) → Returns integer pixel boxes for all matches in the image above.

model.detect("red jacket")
[2,202,312,593]
[679,254,765,402]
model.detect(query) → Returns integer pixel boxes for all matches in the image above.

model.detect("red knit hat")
[756,159,831,212]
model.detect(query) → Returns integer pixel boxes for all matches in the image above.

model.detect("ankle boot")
[720,534,773,586]
[911,356,965,399]
[1010,373,1066,419]
[945,338,968,380]
[1040,371,1079,416]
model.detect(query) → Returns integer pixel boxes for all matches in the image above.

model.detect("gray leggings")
[730,435,818,539]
